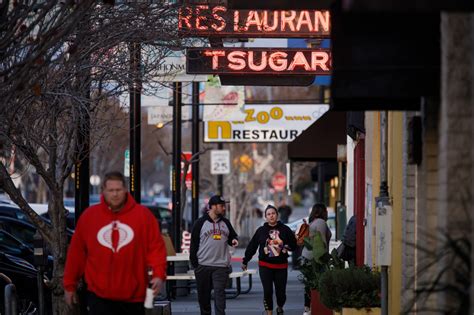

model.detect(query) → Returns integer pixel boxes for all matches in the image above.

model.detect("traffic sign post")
[272,172,287,192]
[211,150,231,175]
[124,149,130,177]
[181,151,193,189]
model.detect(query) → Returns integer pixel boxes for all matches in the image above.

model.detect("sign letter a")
[208,121,232,139]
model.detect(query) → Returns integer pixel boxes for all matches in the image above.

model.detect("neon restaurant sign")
[178,5,330,38]
[186,48,331,75]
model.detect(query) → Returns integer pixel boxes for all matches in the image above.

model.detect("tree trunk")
[51,261,78,315]
[48,189,74,315]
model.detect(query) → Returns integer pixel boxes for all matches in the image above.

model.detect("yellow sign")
[204,104,329,142]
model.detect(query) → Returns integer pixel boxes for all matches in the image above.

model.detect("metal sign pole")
[217,143,223,196]
[172,82,182,250]
[129,42,141,203]
[192,82,200,223]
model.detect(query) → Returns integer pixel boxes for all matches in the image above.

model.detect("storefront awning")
[288,111,347,161]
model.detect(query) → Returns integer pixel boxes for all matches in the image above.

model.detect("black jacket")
[242,221,297,266]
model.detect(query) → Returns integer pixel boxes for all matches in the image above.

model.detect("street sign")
[272,172,287,192]
[210,150,231,174]
[179,6,330,38]
[187,48,331,75]
[204,104,329,142]
[375,197,392,266]
[148,106,192,125]
[181,152,192,189]
[181,231,191,253]
[124,149,130,177]
[155,53,208,82]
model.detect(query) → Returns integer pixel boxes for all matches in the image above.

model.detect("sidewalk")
[169,248,305,315]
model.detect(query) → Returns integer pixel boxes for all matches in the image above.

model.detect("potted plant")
[298,232,345,315]
[319,266,381,315]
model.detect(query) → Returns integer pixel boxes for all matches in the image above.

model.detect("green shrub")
[319,266,381,311]
[298,232,345,291]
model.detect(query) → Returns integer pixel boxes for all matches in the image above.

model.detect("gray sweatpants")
[194,265,231,315]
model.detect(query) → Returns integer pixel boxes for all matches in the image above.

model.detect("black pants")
[259,266,288,310]
[194,265,231,315]
[304,285,310,308]
[87,291,144,315]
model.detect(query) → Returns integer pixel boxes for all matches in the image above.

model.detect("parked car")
[0,197,15,205]
[143,204,173,234]
[0,229,35,267]
[152,196,171,210]
[0,252,42,314]
[40,211,75,230]
[0,204,30,222]
[0,216,73,248]
[0,225,55,276]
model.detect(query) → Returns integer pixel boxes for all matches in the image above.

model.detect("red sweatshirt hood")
[99,192,136,216]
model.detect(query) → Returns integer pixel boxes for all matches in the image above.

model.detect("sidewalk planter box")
[311,289,332,315]
[342,308,381,315]
[319,267,381,314]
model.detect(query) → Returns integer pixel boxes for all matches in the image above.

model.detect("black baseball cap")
[208,195,228,208]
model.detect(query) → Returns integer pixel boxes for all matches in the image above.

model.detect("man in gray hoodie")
[190,195,239,315]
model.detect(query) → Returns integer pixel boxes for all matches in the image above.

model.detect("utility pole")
[377,111,391,315]
[129,42,141,203]
[172,82,182,250]
[217,142,223,196]
[191,82,200,223]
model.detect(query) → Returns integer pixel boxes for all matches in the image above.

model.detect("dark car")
[0,216,74,248]
[40,211,75,230]
[0,252,41,314]
[144,205,173,234]
[0,216,70,278]
[0,204,30,222]
[0,228,54,275]
[0,229,35,267]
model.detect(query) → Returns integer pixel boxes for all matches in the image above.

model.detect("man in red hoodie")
[63,171,167,315]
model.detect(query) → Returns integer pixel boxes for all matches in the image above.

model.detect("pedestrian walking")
[337,215,356,265]
[300,203,332,315]
[277,201,292,224]
[190,195,239,315]
[63,171,167,315]
[242,205,297,315]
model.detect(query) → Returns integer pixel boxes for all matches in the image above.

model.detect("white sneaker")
[303,307,310,315]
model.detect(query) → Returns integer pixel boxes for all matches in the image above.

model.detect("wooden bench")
[166,269,257,299]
